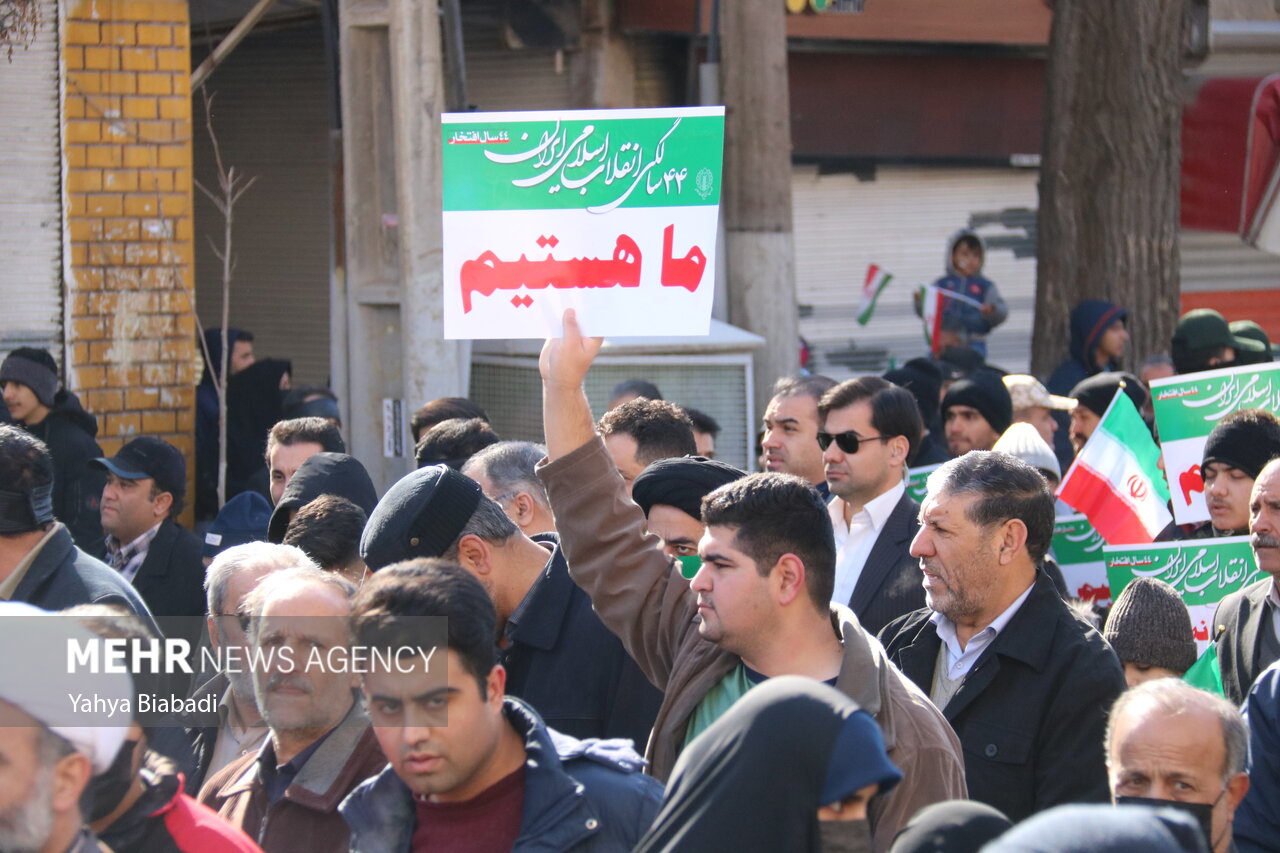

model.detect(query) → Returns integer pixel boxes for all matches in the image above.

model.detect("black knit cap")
[0,347,59,408]
[1103,577,1197,674]
[632,456,746,521]
[359,464,483,571]
[1068,372,1147,419]
[1202,410,1280,479]
[941,370,1012,435]
[884,357,943,427]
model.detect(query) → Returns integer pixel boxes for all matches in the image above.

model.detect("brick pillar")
[63,0,198,525]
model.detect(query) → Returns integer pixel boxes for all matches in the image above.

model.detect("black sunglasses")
[816,431,892,454]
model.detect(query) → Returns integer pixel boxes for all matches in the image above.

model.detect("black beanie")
[941,370,1012,435]
[884,358,943,427]
[0,348,58,408]
[632,456,746,521]
[1202,410,1280,479]
[1103,577,1197,674]
[1069,372,1147,419]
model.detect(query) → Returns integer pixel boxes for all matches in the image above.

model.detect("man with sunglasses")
[817,377,926,636]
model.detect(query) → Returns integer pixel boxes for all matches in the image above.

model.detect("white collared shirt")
[930,582,1035,681]
[828,478,906,606]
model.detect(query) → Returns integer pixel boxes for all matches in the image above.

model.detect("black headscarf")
[888,800,1011,853]
[633,676,901,853]
[980,804,1208,853]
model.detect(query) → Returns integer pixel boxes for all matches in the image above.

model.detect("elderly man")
[0,601,134,853]
[361,464,662,746]
[760,375,837,491]
[1106,679,1250,853]
[461,440,558,536]
[537,310,966,852]
[0,425,155,629]
[880,451,1127,822]
[340,560,663,851]
[818,376,927,635]
[186,542,318,794]
[198,566,385,853]
[1216,455,1280,706]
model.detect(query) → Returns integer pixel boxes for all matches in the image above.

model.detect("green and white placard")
[1050,515,1110,605]
[1104,536,1262,655]
[1149,363,1280,524]
[441,107,725,339]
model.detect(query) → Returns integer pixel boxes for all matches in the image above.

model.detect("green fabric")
[1183,642,1224,697]
[684,663,756,749]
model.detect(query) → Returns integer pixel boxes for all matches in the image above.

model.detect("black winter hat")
[91,436,186,501]
[0,348,59,408]
[1103,577,1197,674]
[1202,410,1280,480]
[268,452,378,543]
[941,370,1012,435]
[360,464,483,571]
[884,358,943,427]
[632,456,746,521]
[1068,372,1147,419]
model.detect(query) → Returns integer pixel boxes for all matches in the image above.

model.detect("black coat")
[12,522,158,634]
[20,391,106,559]
[1214,578,1278,707]
[130,519,207,650]
[847,492,926,637]
[502,534,663,748]
[879,571,1126,823]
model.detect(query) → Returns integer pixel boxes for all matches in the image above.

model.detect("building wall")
[62,0,198,517]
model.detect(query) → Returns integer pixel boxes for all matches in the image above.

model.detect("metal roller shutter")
[0,0,63,361]
[792,165,1040,378]
[192,23,332,385]
[462,0,575,110]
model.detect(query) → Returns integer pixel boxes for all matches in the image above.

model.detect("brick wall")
[63,0,197,523]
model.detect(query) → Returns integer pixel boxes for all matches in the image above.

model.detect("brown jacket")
[197,702,387,853]
[538,437,967,853]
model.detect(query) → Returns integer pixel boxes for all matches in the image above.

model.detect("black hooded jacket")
[20,390,106,558]
[266,452,377,543]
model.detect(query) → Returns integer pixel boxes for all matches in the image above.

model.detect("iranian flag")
[917,285,946,355]
[1057,388,1172,544]
[856,264,892,326]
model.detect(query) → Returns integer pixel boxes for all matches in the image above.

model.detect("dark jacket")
[131,519,207,650]
[504,532,663,748]
[879,570,1127,823]
[848,492,926,637]
[99,750,264,853]
[199,702,387,853]
[912,433,952,466]
[19,390,106,558]
[1236,660,1280,853]
[340,697,663,853]
[1047,300,1128,470]
[1214,578,1278,707]
[180,671,233,796]
[11,522,158,634]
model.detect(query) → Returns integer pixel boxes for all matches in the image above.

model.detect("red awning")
[1181,74,1280,250]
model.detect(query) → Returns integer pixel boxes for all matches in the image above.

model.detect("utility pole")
[721,0,799,414]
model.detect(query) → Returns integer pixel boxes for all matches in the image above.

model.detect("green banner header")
[1150,363,1280,441]
[442,109,725,213]
[1104,537,1261,607]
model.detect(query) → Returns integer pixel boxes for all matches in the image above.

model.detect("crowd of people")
[0,291,1277,853]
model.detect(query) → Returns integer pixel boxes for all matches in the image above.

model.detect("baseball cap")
[1003,374,1076,412]
[90,436,186,500]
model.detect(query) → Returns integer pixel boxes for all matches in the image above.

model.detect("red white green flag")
[856,264,892,326]
[1057,388,1171,544]
[917,285,945,355]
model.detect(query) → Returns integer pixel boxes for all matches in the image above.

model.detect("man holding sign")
[1185,410,1280,540]
[1216,456,1280,706]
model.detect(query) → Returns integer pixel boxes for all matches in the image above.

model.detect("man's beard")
[0,761,57,853]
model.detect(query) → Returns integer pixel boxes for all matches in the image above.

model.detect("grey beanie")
[1103,577,1197,674]
[0,348,59,408]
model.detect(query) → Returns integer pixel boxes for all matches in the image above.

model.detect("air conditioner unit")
[469,320,765,472]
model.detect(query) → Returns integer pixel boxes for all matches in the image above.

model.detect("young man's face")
[952,243,983,277]
[761,394,825,485]
[944,405,1000,455]
[1203,462,1253,533]
[1069,405,1102,454]
[268,441,325,504]
[1,381,48,425]
[1096,320,1129,363]
[822,400,897,509]
[100,473,166,544]
[603,433,645,497]
[688,525,777,655]
[366,650,507,803]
